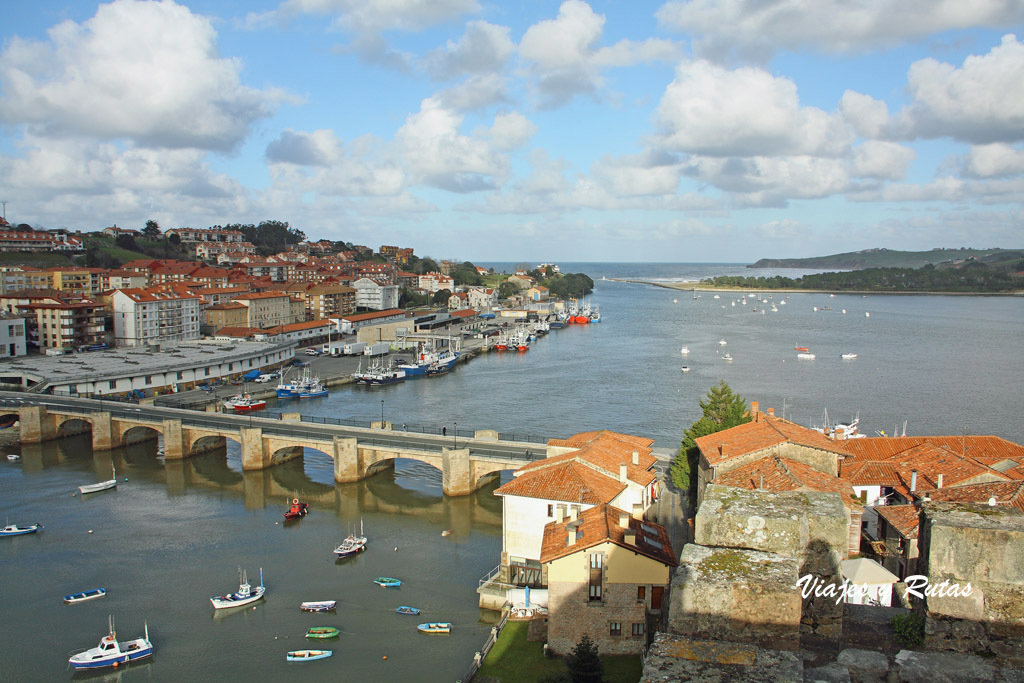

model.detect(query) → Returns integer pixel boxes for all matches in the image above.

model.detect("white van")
[253,374,277,383]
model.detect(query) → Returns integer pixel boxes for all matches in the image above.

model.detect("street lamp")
[380,400,385,428]
[453,421,457,448]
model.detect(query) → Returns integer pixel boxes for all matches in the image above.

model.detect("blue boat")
[1,522,42,537]
[374,577,401,588]
[397,347,460,377]
[287,649,332,662]
[395,605,420,615]
[276,368,328,399]
[64,588,107,604]
[68,616,153,670]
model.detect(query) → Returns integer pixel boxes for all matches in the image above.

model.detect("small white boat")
[418,622,452,634]
[211,568,265,609]
[65,588,107,604]
[719,339,727,346]
[841,353,858,360]
[79,466,117,495]
[680,346,689,355]
[334,520,367,558]
[287,649,332,662]
[797,352,816,360]
[1,522,42,537]
[300,600,337,612]
[68,616,152,671]
[6,454,19,462]
[721,353,733,362]
[680,366,690,373]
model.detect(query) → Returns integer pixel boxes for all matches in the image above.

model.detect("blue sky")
[1,1,1022,263]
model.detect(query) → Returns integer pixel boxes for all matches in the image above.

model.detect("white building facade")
[112,289,201,347]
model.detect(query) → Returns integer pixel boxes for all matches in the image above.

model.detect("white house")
[352,277,399,311]
[0,312,27,358]
[111,289,201,347]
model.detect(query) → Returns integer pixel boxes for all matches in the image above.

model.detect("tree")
[564,634,604,683]
[670,381,751,493]
[142,219,161,239]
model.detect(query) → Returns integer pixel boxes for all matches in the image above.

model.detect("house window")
[547,504,553,518]
[632,623,645,637]
[609,622,621,636]
[108,380,116,390]
[589,553,603,602]
[637,585,646,603]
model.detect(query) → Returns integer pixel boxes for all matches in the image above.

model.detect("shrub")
[890,612,925,648]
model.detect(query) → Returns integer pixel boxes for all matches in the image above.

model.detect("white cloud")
[395,96,507,192]
[266,129,344,166]
[902,34,1024,144]
[0,0,279,152]
[851,141,916,180]
[265,131,406,196]
[685,155,851,205]
[436,74,509,112]
[654,60,853,157]
[839,91,894,140]
[591,152,683,196]
[423,20,515,80]
[756,219,804,240]
[254,0,480,33]
[486,112,538,151]
[656,0,1024,62]
[960,143,1024,177]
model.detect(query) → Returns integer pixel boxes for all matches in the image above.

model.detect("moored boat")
[287,649,332,662]
[374,577,401,588]
[64,587,106,604]
[797,352,816,360]
[300,600,337,612]
[225,394,266,412]
[841,353,858,360]
[68,616,152,670]
[353,358,406,385]
[396,606,420,615]
[283,498,309,520]
[334,520,367,558]
[305,626,340,639]
[1,522,42,537]
[6,453,19,461]
[680,366,690,373]
[397,345,460,377]
[211,568,265,609]
[78,466,117,495]
[417,622,451,634]
[721,353,733,362]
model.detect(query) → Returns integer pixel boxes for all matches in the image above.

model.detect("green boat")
[305,626,340,639]
[374,577,402,588]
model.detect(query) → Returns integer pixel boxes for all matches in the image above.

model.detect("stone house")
[874,503,921,578]
[541,504,675,656]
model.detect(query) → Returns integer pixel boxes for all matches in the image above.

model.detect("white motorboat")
[680,366,690,373]
[797,352,816,360]
[68,616,152,671]
[680,346,689,355]
[210,568,265,609]
[334,519,367,558]
[841,353,858,360]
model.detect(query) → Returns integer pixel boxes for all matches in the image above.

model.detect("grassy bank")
[475,621,642,682]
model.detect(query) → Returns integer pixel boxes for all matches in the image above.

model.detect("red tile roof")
[697,412,848,466]
[875,504,920,539]
[494,461,626,504]
[540,504,676,567]
[716,454,859,505]
[522,430,657,487]
[920,481,1024,511]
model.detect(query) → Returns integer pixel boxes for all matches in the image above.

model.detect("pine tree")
[565,634,603,683]
[670,381,751,492]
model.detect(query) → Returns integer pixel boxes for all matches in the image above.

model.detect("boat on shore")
[305,626,340,639]
[287,649,332,662]
[374,577,401,588]
[79,466,117,495]
[1,522,42,537]
[210,568,265,610]
[300,600,337,612]
[64,588,106,604]
[68,616,152,671]
[417,622,451,634]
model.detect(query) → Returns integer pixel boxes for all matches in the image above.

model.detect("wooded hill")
[749,247,1021,270]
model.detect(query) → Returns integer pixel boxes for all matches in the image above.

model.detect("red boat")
[284,498,309,520]
[795,346,809,352]
[224,394,266,412]
[573,316,590,324]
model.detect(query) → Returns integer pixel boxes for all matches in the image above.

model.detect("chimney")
[767,407,774,416]
[910,470,918,492]
[632,450,639,466]
[937,473,944,489]
[632,503,643,521]
[568,526,578,545]
[619,464,627,483]
[569,506,578,521]
[718,444,725,457]
[751,401,759,414]
[624,529,636,546]
[619,512,630,528]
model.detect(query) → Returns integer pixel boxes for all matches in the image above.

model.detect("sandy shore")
[609,279,1024,296]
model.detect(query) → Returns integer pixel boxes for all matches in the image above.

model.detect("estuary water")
[2,262,1023,682]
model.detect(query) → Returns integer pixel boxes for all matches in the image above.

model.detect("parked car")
[304,348,319,356]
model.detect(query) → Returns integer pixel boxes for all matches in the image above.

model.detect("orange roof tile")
[494,461,626,505]
[697,413,848,466]
[525,430,657,487]
[843,435,1024,464]
[921,481,1024,511]
[875,504,920,539]
[716,455,859,504]
[540,504,676,567]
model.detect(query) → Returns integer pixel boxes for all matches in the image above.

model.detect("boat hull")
[396,606,420,615]
[69,644,153,670]
[1,524,41,536]
[417,623,451,634]
[64,588,106,604]
[287,650,332,661]
[300,601,337,612]
[78,480,117,495]
[305,627,340,639]
[374,578,401,587]
[210,585,265,609]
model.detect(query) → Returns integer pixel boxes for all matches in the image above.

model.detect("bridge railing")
[299,414,550,445]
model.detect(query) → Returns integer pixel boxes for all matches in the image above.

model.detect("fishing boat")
[841,353,858,360]
[425,361,450,377]
[224,394,266,412]
[305,626,340,639]
[374,577,401,588]
[78,466,117,495]
[286,649,332,662]
[333,520,367,558]
[68,616,153,670]
[797,352,816,360]
[417,622,451,634]
[300,600,337,612]
[283,498,309,520]
[0,522,42,537]
[395,606,421,615]
[276,367,329,399]
[64,588,107,604]
[210,568,265,609]
[397,345,460,377]
[353,357,406,385]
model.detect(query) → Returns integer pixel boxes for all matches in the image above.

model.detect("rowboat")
[374,577,401,588]
[1,522,42,537]
[300,600,336,612]
[6,453,19,462]
[210,568,265,609]
[68,616,152,670]
[287,649,332,662]
[64,588,107,604]
[79,466,117,495]
[417,622,451,634]
[396,606,420,615]
[305,626,340,639]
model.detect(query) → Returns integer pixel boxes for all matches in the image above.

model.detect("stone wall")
[546,581,649,656]
[915,502,1024,664]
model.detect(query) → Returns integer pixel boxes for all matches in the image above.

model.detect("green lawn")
[475,621,642,682]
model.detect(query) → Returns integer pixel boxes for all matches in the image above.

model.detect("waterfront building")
[283,282,356,319]
[352,278,400,311]
[487,431,660,595]
[110,288,201,347]
[231,291,296,329]
[526,285,549,301]
[465,286,497,311]
[541,504,675,656]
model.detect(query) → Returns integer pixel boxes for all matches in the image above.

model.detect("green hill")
[749,247,1022,270]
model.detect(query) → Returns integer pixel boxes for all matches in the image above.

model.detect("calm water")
[2,262,1023,682]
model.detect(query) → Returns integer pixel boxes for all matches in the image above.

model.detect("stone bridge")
[9,401,534,496]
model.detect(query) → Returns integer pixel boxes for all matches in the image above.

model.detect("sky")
[1,1,1022,263]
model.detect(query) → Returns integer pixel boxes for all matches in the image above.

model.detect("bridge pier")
[333,437,360,483]
[162,419,185,460]
[17,406,55,444]
[91,413,118,450]
[442,447,473,496]
[240,427,266,470]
